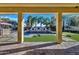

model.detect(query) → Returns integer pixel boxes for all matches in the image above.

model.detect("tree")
[0,18,10,22]
[38,16,44,27]
[49,16,56,31]
[27,16,32,27]
[44,17,50,27]
[32,16,38,27]
[69,16,77,26]
[75,16,79,26]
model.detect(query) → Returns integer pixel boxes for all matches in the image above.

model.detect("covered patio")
[0,3,79,55]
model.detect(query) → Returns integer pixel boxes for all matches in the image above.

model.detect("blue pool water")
[24,31,55,35]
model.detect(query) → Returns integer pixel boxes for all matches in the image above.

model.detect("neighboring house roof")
[0,22,12,26]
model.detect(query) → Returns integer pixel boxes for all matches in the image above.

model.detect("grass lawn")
[24,35,56,42]
[63,32,79,41]
[70,34,79,41]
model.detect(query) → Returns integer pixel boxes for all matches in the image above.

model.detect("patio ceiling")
[0,3,79,8]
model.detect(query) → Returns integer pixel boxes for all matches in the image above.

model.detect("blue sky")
[23,13,56,21]
[0,14,18,22]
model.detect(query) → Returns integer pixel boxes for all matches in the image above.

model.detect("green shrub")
[65,35,71,37]
[37,34,41,37]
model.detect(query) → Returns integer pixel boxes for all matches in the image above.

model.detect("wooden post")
[18,11,23,43]
[56,12,62,43]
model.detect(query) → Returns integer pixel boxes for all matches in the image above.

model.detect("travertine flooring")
[0,42,79,55]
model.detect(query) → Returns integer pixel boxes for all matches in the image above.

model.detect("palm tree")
[27,16,32,27]
[44,17,50,28]
[75,16,79,26]
[69,16,76,26]
[50,16,56,31]
[32,16,37,27]
[38,16,44,27]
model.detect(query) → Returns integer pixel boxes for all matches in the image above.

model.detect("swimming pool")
[24,31,56,35]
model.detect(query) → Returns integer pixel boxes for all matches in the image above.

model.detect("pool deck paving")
[0,41,79,55]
